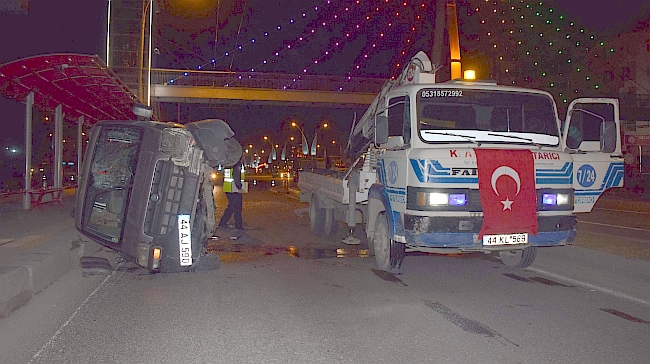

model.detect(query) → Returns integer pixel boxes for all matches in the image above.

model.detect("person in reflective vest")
[219,156,245,230]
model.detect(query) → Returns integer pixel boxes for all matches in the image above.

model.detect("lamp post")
[331,140,342,157]
[244,144,257,168]
[290,121,309,156]
[263,136,277,164]
[311,123,328,156]
[138,0,153,106]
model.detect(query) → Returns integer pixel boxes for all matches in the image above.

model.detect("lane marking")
[577,220,650,232]
[1,235,51,248]
[593,207,650,215]
[29,263,123,363]
[527,267,650,308]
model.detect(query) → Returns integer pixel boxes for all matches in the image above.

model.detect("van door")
[562,98,624,213]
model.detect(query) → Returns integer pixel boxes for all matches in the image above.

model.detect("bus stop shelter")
[0,54,140,209]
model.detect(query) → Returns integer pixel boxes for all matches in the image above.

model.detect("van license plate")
[178,214,192,266]
[482,233,528,246]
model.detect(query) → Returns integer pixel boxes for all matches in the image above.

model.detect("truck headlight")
[542,193,570,205]
[417,192,467,206]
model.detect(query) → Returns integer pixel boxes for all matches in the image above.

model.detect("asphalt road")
[0,181,648,364]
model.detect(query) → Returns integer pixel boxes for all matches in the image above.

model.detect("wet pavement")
[1,175,649,319]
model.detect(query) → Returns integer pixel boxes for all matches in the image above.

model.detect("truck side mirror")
[600,121,616,153]
[375,115,389,145]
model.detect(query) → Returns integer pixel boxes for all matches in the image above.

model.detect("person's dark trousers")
[219,192,243,229]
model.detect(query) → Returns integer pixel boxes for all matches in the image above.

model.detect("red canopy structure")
[0,53,140,125]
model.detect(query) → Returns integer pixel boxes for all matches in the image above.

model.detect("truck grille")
[144,161,185,236]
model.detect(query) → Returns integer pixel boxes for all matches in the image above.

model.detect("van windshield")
[417,89,559,146]
[81,126,142,245]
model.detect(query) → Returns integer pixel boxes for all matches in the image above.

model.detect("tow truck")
[298,51,624,272]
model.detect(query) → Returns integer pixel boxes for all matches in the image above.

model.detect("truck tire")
[372,213,405,272]
[309,195,325,235]
[498,246,538,268]
[323,208,338,236]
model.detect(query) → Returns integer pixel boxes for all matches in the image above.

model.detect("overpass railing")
[150,69,650,111]
[151,69,386,94]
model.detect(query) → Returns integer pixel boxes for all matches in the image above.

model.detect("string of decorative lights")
[257,2,393,90]
[156,0,623,102]
[161,1,334,84]
[271,0,431,90]
[474,0,620,105]
[253,1,369,73]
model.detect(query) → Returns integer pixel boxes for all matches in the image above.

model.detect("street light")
[263,136,277,163]
[311,123,328,156]
[291,121,309,155]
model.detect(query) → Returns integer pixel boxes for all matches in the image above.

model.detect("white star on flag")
[501,197,514,211]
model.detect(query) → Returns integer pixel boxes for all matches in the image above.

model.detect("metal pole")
[23,92,34,210]
[431,0,445,70]
[54,104,63,189]
[77,116,84,184]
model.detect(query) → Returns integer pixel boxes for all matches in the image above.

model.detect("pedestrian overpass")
[145,68,384,108]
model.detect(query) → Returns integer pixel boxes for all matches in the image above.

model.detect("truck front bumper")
[403,214,576,249]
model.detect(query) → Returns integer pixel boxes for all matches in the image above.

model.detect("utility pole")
[432,0,446,70]
[431,0,462,81]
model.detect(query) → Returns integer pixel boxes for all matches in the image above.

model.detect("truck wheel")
[323,208,338,236]
[372,213,405,272]
[309,195,325,235]
[498,246,538,268]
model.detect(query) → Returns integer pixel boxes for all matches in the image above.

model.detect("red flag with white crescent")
[474,149,538,238]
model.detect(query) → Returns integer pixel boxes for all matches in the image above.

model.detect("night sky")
[1,0,649,157]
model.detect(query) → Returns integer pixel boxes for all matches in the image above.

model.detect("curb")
[0,230,103,319]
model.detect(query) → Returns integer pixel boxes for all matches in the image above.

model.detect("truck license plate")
[178,214,192,266]
[482,233,528,246]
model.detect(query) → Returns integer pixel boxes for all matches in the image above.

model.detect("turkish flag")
[474,149,538,238]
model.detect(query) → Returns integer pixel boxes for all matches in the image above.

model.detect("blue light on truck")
[543,193,570,205]
[449,194,467,206]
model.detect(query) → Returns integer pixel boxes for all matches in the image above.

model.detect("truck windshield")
[417,89,559,146]
[81,126,142,245]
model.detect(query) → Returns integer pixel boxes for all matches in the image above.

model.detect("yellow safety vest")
[223,165,245,193]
